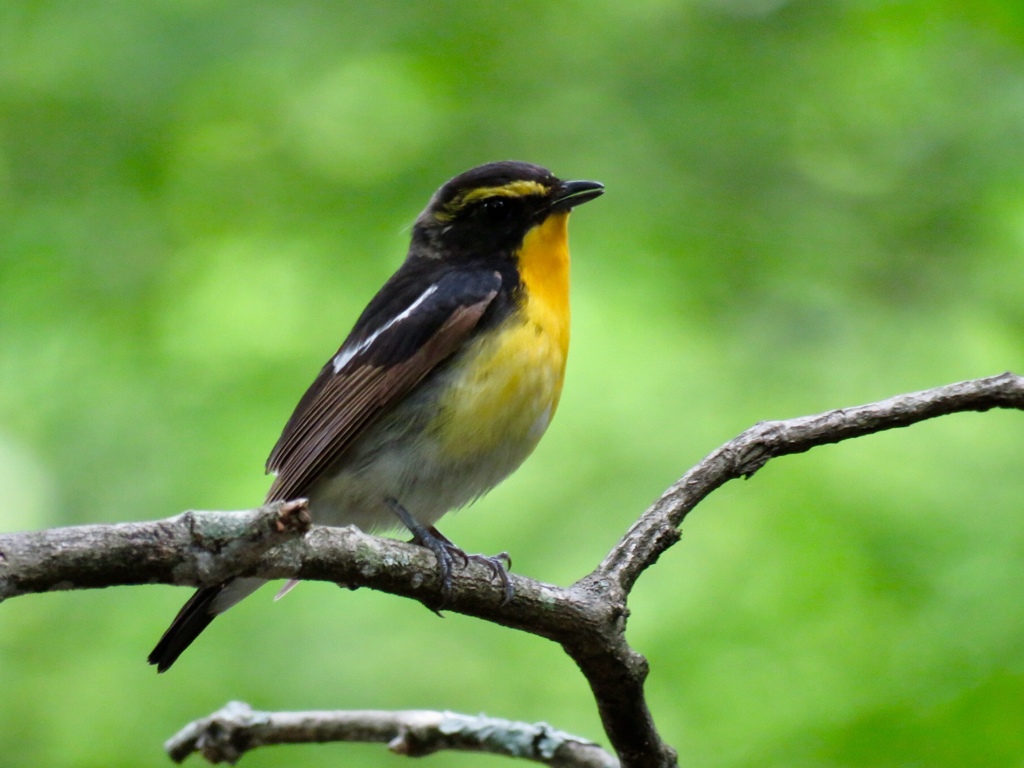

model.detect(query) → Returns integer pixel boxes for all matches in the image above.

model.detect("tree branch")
[165,701,618,767]
[592,371,1024,592]
[2,373,1021,768]
[0,500,312,599]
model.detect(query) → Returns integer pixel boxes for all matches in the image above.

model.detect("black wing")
[265,268,502,503]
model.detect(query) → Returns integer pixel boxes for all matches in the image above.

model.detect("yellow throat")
[517,210,571,359]
[433,211,573,460]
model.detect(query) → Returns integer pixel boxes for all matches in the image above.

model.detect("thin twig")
[164,701,618,767]
[592,371,1024,592]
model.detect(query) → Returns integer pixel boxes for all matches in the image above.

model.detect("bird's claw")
[427,541,515,607]
[388,501,515,605]
[464,551,514,604]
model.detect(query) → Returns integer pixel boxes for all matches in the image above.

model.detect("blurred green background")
[2,1,1024,766]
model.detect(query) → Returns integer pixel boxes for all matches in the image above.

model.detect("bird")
[148,160,604,672]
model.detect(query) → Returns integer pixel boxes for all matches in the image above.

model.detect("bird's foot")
[386,500,461,603]
[425,526,514,605]
[385,500,514,604]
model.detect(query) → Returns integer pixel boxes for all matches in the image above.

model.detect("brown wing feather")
[265,292,498,503]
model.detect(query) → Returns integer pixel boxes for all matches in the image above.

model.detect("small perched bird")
[149,161,603,671]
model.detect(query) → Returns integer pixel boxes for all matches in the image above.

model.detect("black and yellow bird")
[148,161,603,671]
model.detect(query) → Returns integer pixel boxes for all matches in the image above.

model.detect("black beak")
[550,179,605,212]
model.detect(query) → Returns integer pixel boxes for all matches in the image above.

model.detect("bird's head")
[411,161,604,261]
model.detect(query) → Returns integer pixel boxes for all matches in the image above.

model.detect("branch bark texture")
[2,372,1021,767]
[165,701,617,767]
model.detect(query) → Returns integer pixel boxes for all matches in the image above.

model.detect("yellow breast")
[432,212,571,460]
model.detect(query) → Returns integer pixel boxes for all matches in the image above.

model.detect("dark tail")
[148,586,222,673]
[149,577,267,672]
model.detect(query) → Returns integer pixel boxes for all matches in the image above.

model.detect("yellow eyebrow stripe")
[437,180,549,220]
[459,180,548,203]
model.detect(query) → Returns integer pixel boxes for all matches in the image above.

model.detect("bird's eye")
[474,197,511,222]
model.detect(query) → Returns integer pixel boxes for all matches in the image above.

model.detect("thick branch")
[0,500,311,599]
[0,509,587,640]
[165,701,618,767]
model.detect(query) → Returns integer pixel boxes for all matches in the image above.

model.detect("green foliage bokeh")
[2,1,1024,766]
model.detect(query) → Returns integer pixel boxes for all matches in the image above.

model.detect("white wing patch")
[332,284,439,373]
